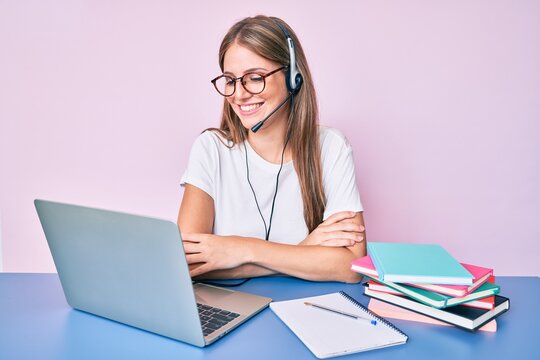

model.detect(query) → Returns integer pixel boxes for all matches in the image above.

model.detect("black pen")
[304,302,377,326]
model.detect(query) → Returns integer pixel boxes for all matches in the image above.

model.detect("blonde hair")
[212,15,325,233]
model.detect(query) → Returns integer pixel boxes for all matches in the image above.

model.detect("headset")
[250,21,303,133]
[247,19,303,241]
[207,20,303,288]
[278,22,303,96]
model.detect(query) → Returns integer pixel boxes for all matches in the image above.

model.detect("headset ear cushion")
[285,68,303,94]
[293,73,303,94]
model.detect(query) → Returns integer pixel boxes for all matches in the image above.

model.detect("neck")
[247,115,291,164]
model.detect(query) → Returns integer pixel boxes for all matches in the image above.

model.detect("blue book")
[367,242,473,285]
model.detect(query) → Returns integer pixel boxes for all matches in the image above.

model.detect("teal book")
[367,242,473,285]
[366,277,500,309]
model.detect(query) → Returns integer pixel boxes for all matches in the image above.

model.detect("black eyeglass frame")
[210,66,287,97]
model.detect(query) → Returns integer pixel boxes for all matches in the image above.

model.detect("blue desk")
[0,274,538,359]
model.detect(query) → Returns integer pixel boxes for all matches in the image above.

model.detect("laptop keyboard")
[197,303,241,336]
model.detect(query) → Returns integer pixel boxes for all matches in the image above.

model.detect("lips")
[237,102,264,116]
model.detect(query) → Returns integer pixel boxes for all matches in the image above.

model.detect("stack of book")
[351,242,510,331]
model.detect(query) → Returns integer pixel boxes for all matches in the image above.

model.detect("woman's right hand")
[300,211,365,247]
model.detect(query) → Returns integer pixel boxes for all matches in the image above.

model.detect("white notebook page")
[270,292,407,359]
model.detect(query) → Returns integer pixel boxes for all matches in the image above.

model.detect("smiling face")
[223,42,289,132]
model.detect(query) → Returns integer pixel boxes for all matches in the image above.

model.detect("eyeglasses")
[211,66,286,97]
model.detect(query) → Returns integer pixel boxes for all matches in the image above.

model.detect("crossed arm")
[177,184,366,283]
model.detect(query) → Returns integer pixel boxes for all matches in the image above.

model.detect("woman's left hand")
[300,211,364,248]
[182,233,252,277]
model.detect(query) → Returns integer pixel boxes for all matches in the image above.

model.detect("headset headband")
[275,21,303,94]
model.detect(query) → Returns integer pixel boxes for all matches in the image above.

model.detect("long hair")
[213,15,325,233]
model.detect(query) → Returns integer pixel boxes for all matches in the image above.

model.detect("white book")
[270,291,408,359]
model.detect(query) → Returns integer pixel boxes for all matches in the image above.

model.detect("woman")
[178,15,366,283]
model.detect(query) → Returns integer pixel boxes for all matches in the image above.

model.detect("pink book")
[368,298,497,332]
[351,255,493,297]
[461,296,495,310]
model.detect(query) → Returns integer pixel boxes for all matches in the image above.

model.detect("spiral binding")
[339,291,409,339]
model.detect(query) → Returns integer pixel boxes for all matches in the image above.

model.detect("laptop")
[34,199,272,347]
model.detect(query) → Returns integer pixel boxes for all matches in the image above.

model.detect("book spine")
[446,286,500,307]
[409,283,465,297]
[366,276,448,308]
[367,244,387,281]
[350,265,377,278]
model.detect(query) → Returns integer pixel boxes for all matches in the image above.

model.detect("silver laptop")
[34,199,271,346]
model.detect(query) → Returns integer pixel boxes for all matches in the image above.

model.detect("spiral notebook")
[270,292,408,359]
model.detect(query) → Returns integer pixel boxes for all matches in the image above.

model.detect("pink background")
[1,1,538,275]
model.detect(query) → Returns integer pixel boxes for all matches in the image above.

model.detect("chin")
[238,117,262,131]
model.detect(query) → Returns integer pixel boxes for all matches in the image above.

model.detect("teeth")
[240,103,262,112]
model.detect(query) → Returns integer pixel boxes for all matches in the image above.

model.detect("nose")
[233,79,252,101]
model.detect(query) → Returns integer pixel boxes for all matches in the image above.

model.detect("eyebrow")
[223,67,269,76]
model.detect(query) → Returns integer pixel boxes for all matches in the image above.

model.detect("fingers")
[182,241,200,254]
[322,211,356,226]
[326,230,364,243]
[303,217,364,247]
[311,227,363,243]
[190,263,211,278]
[321,212,365,232]
[320,238,357,247]
[339,217,363,231]
[189,263,203,271]
[324,221,365,234]
[338,217,364,229]
[186,253,204,264]
[182,233,210,253]
[181,233,204,242]
[304,231,364,248]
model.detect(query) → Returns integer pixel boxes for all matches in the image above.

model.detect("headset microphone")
[250,93,293,133]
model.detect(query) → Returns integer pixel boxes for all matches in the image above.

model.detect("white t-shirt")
[180,126,363,245]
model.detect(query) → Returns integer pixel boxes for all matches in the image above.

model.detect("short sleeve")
[180,131,219,200]
[321,128,363,220]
